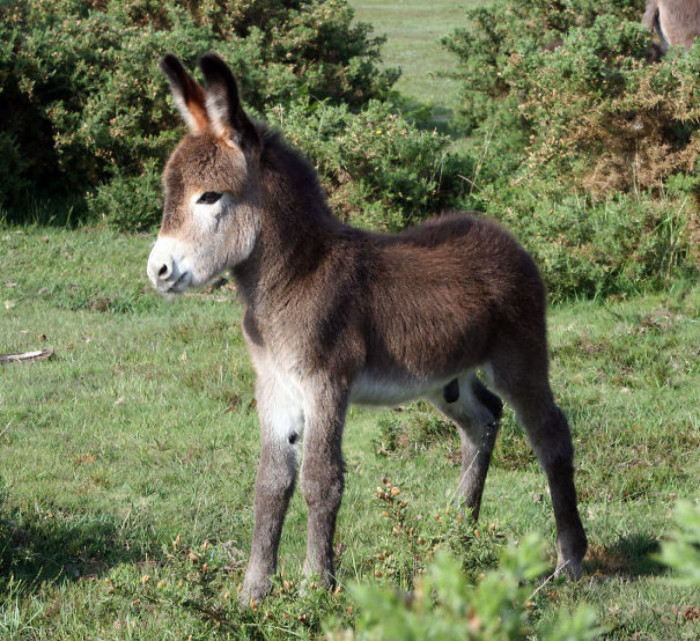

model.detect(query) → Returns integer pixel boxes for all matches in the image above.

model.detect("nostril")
[147,239,181,289]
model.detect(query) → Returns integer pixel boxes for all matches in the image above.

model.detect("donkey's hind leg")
[487,350,587,579]
[428,372,503,521]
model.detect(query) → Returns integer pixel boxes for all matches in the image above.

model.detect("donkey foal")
[147,54,588,603]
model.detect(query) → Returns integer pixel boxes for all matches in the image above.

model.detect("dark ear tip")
[199,53,233,80]
[199,52,225,66]
[161,53,185,79]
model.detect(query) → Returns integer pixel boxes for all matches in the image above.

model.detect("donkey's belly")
[350,371,453,407]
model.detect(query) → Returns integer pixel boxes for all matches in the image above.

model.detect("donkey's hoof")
[240,573,272,606]
[554,558,583,581]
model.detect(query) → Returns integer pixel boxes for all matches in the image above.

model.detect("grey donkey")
[147,53,588,603]
[642,0,700,56]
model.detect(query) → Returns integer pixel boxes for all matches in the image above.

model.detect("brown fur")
[642,0,700,55]
[147,54,588,603]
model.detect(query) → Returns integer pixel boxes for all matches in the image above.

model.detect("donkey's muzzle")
[147,237,192,293]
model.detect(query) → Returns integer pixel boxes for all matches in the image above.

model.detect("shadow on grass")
[0,191,90,228]
[0,499,158,594]
[391,92,461,137]
[586,533,663,578]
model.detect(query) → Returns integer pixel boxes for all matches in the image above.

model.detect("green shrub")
[509,17,700,199]
[328,536,602,641]
[656,501,700,587]
[85,159,164,231]
[444,0,699,301]
[266,99,472,231]
[0,0,399,227]
[443,0,647,133]
[489,188,696,301]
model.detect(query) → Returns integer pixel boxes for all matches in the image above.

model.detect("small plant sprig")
[655,500,700,587]
[330,535,603,641]
[99,534,352,638]
[371,476,430,587]
[370,477,504,590]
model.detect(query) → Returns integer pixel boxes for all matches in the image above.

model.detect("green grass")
[1,2,698,638]
[352,0,479,122]
[1,224,698,639]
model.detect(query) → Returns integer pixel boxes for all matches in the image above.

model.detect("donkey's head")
[147,54,262,293]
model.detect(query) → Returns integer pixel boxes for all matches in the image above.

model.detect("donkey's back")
[349,214,547,404]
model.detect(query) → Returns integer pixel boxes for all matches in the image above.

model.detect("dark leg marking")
[472,379,503,422]
[443,378,460,403]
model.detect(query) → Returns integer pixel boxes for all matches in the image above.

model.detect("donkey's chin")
[151,270,192,294]
[167,270,193,293]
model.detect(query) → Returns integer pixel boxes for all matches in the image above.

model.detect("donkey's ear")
[199,53,261,151]
[161,54,209,134]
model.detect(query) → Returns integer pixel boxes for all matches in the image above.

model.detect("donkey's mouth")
[158,272,192,294]
[166,270,192,293]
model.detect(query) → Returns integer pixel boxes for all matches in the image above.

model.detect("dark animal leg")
[299,388,348,588]
[430,373,502,520]
[527,403,587,578]
[490,352,588,579]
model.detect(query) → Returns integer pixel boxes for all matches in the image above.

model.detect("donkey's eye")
[197,191,223,205]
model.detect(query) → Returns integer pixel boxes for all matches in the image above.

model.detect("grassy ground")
[1,225,698,639]
[352,0,477,121]
[0,1,698,638]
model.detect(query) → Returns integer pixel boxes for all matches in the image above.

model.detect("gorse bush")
[329,536,602,641]
[0,0,401,227]
[444,0,699,301]
[509,16,700,199]
[443,0,647,134]
[266,99,472,231]
[491,188,696,301]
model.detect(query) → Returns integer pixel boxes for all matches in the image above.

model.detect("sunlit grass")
[1,225,698,638]
[353,0,482,125]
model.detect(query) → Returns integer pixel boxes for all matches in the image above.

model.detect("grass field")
[1,224,698,639]
[1,1,699,638]
[352,0,476,120]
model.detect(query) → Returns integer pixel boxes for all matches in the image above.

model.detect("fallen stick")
[0,347,55,364]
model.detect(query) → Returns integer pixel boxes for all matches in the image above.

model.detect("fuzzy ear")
[199,53,260,151]
[161,54,209,134]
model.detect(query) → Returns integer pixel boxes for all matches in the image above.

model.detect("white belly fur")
[350,372,454,407]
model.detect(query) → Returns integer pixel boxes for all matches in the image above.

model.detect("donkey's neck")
[232,133,346,311]
[232,205,339,308]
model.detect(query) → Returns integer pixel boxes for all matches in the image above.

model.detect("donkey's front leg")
[241,374,302,604]
[300,386,348,588]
